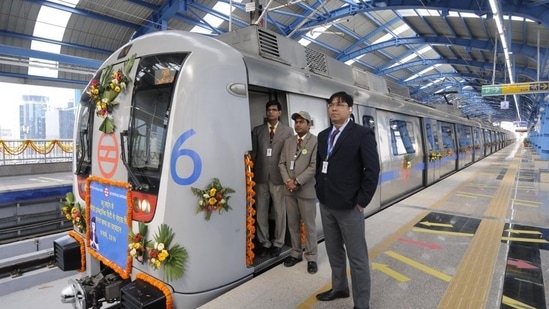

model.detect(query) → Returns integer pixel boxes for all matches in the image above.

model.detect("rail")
[0,139,73,165]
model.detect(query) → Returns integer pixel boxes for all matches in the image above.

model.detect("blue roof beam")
[0,45,102,69]
[27,0,139,29]
[132,0,189,39]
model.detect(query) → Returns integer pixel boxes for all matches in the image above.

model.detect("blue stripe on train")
[0,185,72,205]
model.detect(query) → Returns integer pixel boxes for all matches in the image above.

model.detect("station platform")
[200,141,549,309]
[1,142,548,309]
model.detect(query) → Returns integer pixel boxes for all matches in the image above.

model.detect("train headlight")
[131,191,157,221]
[141,199,150,213]
[60,279,86,309]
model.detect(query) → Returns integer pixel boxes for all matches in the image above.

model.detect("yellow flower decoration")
[191,178,235,221]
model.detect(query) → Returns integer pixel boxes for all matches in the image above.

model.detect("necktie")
[329,129,340,149]
[269,126,274,140]
[297,138,302,148]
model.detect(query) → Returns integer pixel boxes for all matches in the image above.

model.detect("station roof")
[1,0,549,125]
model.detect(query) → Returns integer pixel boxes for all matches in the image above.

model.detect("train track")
[0,217,72,245]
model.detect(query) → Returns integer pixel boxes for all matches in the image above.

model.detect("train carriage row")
[54,26,513,309]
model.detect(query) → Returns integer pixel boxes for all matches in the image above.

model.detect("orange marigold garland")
[135,273,173,309]
[245,153,256,266]
[300,221,306,245]
[85,176,133,279]
[68,230,86,272]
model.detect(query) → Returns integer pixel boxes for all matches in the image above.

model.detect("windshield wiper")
[120,130,149,191]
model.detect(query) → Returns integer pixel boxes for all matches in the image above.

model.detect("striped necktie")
[329,129,340,149]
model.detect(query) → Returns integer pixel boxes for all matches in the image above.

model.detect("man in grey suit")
[279,111,318,274]
[251,100,294,257]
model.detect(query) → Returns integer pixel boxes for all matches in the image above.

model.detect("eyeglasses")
[328,102,348,108]
[267,108,280,112]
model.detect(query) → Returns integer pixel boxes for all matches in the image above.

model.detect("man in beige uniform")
[279,111,318,273]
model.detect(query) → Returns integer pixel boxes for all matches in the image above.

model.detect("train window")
[440,123,455,152]
[473,128,482,149]
[425,122,440,151]
[457,125,472,151]
[128,54,187,191]
[389,120,416,155]
[362,115,375,129]
[75,96,92,175]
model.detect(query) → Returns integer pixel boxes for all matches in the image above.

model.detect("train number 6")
[170,129,202,185]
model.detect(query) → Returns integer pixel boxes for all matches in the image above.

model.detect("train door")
[438,121,457,177]
[377,110,423,206]
[354,105,381,216]
[485,129,495,155]
[472,127,484,161]
[424,118,442,185]
[483,129,491,156]
[285,93,330,136]
[456,124,473,169]
[246,87,293,267]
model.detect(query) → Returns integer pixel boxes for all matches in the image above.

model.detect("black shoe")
[283,256,302,267]
[270,246,281,257]
[316,289,350,301]
[307,261,317,274]
[258,246,269,257]
[353,307,369,309]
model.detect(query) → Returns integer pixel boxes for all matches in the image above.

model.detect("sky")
[0,82,79,138]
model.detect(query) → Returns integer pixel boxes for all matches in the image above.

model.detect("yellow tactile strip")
[438,155,518,308]
[437,219,505,308]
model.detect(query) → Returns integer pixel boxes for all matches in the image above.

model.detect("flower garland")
[245,154,256,266]
[300,222,306,244]
[86,54,136,134]
[135,273,173,309]
[148,224,188,282]
[0,140,72,155]
[68,230,86,272]
[128,222,148,264]
[428,151,442,162]
[61,192,86,233]
[191,178,235,221]
[85,176,133,279]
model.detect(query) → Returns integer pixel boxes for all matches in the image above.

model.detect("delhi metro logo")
[103,187,110,197]
[97,133,119,179]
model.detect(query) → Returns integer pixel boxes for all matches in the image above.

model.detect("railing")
[0,139,73,165]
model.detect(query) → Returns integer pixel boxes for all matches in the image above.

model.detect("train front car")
[55,31,253,308]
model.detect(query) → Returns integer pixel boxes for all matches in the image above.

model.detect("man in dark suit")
[314,91,380,309]
[278,111,318,274]
[251,100,294,257]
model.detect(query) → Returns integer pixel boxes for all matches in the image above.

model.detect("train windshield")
[127,53,188,192]
[75,93,93,175]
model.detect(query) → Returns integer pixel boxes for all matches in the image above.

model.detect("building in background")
[19,95,48,139]
[46,100,76,139]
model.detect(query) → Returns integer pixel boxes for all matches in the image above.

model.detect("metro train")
[53,26,513,309]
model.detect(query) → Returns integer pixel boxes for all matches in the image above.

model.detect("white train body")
[54,26,512,309]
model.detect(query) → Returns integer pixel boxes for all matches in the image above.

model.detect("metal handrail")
[0,139,73,165]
